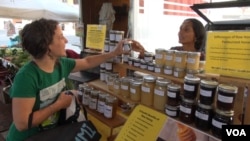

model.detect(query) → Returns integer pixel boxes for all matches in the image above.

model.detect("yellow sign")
[115,104,167,141]
[86,24,106,50]
[205,31,250,79]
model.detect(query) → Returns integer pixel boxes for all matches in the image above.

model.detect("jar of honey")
[164,65,173,75]
[144,52,154,63]
[165,104,180,118]
[140,59,147,69]
[216,84,238,111]
[147,61,155,72]
[130,79,143,102]
[97,93,109,114]
[194,101,213,131]
[199,79,218,105]
[120,76,133,98]
[155,48,166,66]
[179,97,196,124]
[115,30,124,42]
[167,83,181,106]
[173,67,186,78]
[89,89,100,110]
[174,51,187,69]
[82,86,93,106]
[104,95,118,119]
[164,49,175,67]
[153,78,171,111]
[183,75,200,100]
[154,64,163,74]
[113,77,121,95]
[109,30,116,42]
[186,52,200,70]
[141,75,157,106]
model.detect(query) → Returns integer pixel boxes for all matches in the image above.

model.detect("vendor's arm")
[12,91,72,131]
[72,39,128,72]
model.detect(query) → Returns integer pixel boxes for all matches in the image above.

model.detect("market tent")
[0,0,79,22]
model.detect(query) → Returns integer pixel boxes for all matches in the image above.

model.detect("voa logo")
[226,129,246,136]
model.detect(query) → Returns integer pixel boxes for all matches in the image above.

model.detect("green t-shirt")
[6,57,75,141]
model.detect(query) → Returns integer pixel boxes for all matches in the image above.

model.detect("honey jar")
[173,67,186,78]
[155,48,166,66]
[174,51,187,69]
[167,83,181,106]
[144,52,154,63]
[186,52,200,70]
[120,76,133,98]
[82,86,93,106]
[109,30,116,42]
[115,30,124,42]
[179,97,196,124]
[113,78,121,95]
[140,59,147,69]
[199,79,218,105]
[211,108,234,138]
[216,84,238,111]
[130,79,143,102]
[141,75,157,106]
[104,95,118,119]
[97,93,109,114]
[164,49,175,67]
[154,64,163,74]
[164,65,173,75]
[89,89,100,110]
[183,75,200,100]
[165,104,180,118]
[147,61,155,72]
[194,101,213,131]
[153,78,171,111]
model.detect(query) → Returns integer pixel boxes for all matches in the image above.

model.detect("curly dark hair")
[184,18,205,51]
[20,18,59,59]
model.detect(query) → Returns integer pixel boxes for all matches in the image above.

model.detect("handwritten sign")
[205,31,250,79]
[86,24,106,50]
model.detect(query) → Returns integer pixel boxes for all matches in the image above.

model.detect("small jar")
[144,52,154,63]
[107,73,119,91]
[109,30,116,42]
[186,52,200,70]
[173,67,186,78]
[89,90,100,110]
[195,101,213,131]
[140,59,147,69]
[133,58,141,67]
[164,49,175,67]
[183,75,200,100]
[147,61,155,72]
[155,48,166,66]
[199,79,218,105]
[128,57,134,66]
[174,51,187,69]
[164,65,173,75]
[97,93,109,114]
[211,108,234,138]
[141,75,157,106]
[120,77,133,98]
[115,30,124,42]
[77,83,87,103]
[165,104,180,118]
[154,64,163,74]
[130,79,143,102]
[105,60,113,71]
[123,41,131,52]
[109,42,116,53]
[179,97,196,124]
[167,83,181,106]
[153,78,171,111]
[100,62,106,70]
[113,78,121,95]
[104,95,118,119]
[216,84,238,111]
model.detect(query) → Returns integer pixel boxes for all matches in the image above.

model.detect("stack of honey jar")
[77,83,118,119]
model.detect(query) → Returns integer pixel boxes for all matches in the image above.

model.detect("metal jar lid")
[164,49,175,54]
[200,79,219,88]
[218,84,238,94]
[168,83,181,91]
[187,51,201,57]
[155,48,166,53]
[130,79,143,86]
[184,75,201,84]
[143,75,157,82]
[156,78,171,87]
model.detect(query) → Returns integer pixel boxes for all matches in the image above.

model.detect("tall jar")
[174,51,187,69]
[153,78,171,111]
[164,49,175,67]
[120,76,133,98]
[82,86,93,106]
[183,75,200,100]
[164,65,173,75]
[155,48,166,66]
[89,89,100,110]
[130,79,143,102]
[186,52,200,70]
[107,72,119,91]
[104,95,118,119]
[216,84,238,111]
[199,79,218,105]
[179,97,196,124]
[141,75,157,106]
[97,93,109,114]
[113,77,121,95]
